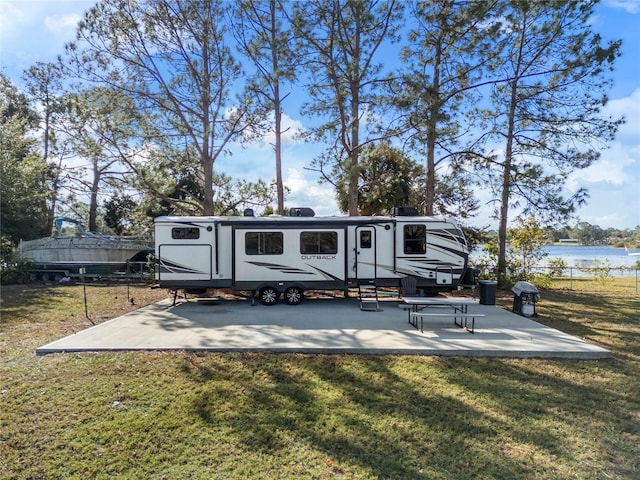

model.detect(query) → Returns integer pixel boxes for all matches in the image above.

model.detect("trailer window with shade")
[171,227,200,240]
[245,232,283,255]
[404,224,426,254]
[300,231,338,254]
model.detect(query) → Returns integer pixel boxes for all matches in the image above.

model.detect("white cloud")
[563,88,640,228]
[249,112,306,148]
[284,168,340,216]
[567,145,638,189]
[0,1,91,79]
[0,2,24,34]
[604,88,640,141]
[574,180,640,229]
[604,0,640,14]
[568,158,640,230]
[44,13,81,34]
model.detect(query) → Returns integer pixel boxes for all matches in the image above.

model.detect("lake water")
[471,245,640,269]
[542,245,640,268]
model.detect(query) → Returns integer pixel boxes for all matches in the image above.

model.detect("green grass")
[541,275,639,295]
[1,281,639,479]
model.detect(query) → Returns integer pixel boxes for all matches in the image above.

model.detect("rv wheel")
[258,286,279,306]
[284,287,304,305]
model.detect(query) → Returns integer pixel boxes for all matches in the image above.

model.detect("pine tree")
[477,0,622,284]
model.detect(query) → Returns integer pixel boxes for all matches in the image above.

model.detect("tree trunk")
[348,103,360,216]
[202,156,215,216]
[424,32,442,216]
[496,12,528,286]
[348,28,361,217]
[89,165,100,232]
[497,137,512,286]
[274,102,284,215]
[425,137,435,216]
[271,1,285,215]
[46,159,63,236]
[498,67,523,285]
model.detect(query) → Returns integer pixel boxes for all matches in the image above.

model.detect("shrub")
[591,259,613,284]
[530,274,552,289]
[0,260,34,285]
[547,258,568,277]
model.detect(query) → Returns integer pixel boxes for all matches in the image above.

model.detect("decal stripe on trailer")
[246,261,310,274]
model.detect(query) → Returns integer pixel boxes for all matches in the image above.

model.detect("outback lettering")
[301,255,336,261]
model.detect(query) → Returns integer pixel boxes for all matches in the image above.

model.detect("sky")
[1,0,639,230]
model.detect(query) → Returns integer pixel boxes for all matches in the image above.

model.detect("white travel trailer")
[154,208,470,307]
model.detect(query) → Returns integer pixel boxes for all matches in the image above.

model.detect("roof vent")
[289,207,315,217]
[391,207,419,217]
[243,208,255,217]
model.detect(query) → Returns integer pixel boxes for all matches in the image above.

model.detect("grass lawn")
[1,281,639,479]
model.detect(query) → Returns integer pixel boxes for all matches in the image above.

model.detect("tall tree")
[22,62,71,232]
[0,74,49,249]
[62,88,137,231]
[509,215,548,281]
[103,194,136,235]
[22,62,65,163]
[65,0,255,215]
[336,143,422,215]
[294,0,402,215]
[478,0,621,284]
[136,145,277,218]
[233,0,298,215]
[397,0,502,215]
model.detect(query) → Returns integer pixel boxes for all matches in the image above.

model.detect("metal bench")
[410,311,485,334]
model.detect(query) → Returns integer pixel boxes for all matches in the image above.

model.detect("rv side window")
[245,232,283,255]
[171,227,200,240]
[404,225,426,254]
[300,232,338,254]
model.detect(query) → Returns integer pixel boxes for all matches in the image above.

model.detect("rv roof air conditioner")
[391,207,419,217]
[289,207,315,217]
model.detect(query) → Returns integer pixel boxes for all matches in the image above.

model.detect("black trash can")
[478,280,497,305]
[511,281,540,316]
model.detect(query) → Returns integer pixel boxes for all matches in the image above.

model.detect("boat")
[19,218,153,281]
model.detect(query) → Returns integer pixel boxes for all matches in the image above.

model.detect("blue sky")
[1,0,639,230]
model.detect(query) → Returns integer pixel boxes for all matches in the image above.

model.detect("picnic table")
[401,296,484,333]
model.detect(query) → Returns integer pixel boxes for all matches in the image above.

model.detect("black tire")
[258,286,279,306]
[284,287,304,305]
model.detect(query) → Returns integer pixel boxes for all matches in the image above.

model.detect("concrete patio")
[36,296,611,359]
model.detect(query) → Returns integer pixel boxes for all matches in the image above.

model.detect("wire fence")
[543,267,639,294]
[475,266,640,295]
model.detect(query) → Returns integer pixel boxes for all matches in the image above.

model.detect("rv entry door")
[355,226,376,280]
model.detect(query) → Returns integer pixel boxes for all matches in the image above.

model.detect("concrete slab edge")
[35,346,612,360]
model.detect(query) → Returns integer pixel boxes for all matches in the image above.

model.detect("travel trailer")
[154,208,470,307]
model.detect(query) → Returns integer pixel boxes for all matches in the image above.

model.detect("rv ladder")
[358,280,380,312]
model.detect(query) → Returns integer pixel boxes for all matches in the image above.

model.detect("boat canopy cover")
[54,217,85,232]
